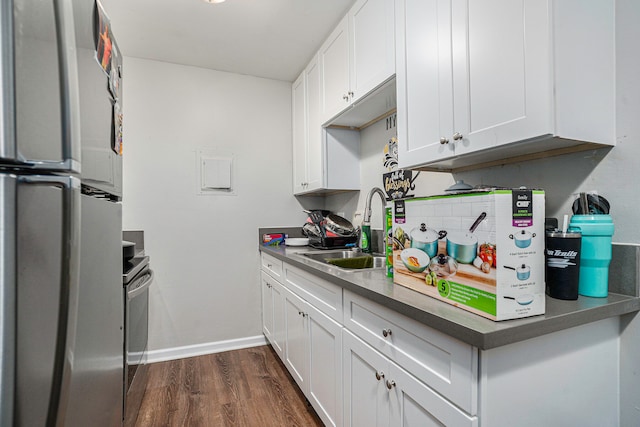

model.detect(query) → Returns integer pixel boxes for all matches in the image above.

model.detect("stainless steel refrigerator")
[0,0,124,425]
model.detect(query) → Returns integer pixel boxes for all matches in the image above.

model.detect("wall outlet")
[353,210,364,226]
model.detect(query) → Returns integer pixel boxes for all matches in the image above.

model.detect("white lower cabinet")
[261,254,621,427]
[343,290,477,414]
[343,330,477,427]
[260,271,284,360]
[343,328,389,427]
[281,280,343,427]
[283,286,308,390]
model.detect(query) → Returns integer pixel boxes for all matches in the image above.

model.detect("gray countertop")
[259,243,640,350]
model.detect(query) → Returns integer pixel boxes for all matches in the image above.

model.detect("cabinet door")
[451,0,551,156]
[320,16,351,124]
[292,72,307,194]
[261,272,275,344]
[349,0,395,104]
[396,0,455,168]
[283,286,309,394]
[271,279,286,360]
[343,330,390,427]
[307,304,343,427]
[305,54,324,192]
[389,364,478,427]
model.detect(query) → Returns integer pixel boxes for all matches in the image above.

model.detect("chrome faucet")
[364,187,386,224]
[361,187,387,253]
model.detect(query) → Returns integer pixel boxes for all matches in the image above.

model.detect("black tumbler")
[545,230,582,300]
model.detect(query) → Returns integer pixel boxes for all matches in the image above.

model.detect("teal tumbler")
[568,214,614,297]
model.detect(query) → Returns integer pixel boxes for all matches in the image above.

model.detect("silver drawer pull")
[386,379,396,390]
[375,371,385,381]
[382,328,392,338]
[267,263,272,268]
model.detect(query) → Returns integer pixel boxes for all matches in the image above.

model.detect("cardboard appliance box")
[392,189,545,321]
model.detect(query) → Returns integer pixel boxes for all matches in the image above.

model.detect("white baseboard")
[146,335,268,363]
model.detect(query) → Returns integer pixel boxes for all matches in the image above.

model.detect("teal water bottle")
[568,214,615,297]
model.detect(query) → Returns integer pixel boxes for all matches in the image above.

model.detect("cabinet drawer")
[343,289,477,414]
[261,252,283,280]
[284,263,343,323]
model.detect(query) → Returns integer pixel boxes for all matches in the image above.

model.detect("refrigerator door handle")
[0,0,16,161]
[18,174,81,427]
[52,0,81,172]
[0,175,17,427]
[0,0,81,172]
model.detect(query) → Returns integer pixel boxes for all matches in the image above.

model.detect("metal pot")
[324,213,356,237]
[509,230,536,248]
[446,212,486,264]
[302,222,323,238]
[504,264,530,280]
[410,223,446,257]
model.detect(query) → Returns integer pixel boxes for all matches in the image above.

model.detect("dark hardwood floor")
[133,345,324,427]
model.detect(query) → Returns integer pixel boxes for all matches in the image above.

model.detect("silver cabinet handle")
[453,132,463,141]
[386,380,396,390]
[267,263,272,268]
[439,137,449,145]
[343,94,349,101]
[382,328,392,338]
[348,91,354,97]
[375,371,385,381]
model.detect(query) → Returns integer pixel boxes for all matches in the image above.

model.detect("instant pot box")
[392,189,545,321]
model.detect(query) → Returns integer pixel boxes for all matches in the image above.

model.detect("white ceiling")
[99,0,355,82]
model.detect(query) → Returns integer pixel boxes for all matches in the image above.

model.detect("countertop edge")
[259,245,640,350]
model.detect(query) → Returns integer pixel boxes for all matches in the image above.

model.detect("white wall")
[122,57,306,354]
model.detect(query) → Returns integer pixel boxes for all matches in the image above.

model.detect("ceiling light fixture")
[204,0,226,3]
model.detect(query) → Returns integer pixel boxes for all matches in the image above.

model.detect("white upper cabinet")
[292,72,308,195]
[349,0,396,105]
[320,16,351,125]
[292,62,360,196]
[293,58,323,194]
[320,0,396,125]
[304,55,324,193]
[396,0,616,171]
[291,62,360,195]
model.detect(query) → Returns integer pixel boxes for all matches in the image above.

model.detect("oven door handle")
[127,270,154,301]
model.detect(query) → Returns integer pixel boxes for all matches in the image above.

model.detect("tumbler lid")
[546,228,581,238]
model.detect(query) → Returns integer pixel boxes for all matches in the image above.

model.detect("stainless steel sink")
[300,250,386,270]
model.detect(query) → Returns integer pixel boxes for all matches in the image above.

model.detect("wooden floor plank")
[133,345,324,427]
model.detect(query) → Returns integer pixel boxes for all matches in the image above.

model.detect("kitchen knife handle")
[19,175,81,427]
